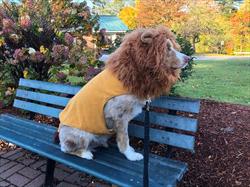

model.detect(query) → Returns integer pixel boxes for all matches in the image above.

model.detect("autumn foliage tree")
[174,0,229,53]
[118,0,247,54]
[230,0,250,52]
[118,6,136,29]
[118,0,189,30]
[135,0,188,28]
[93,0,127,15]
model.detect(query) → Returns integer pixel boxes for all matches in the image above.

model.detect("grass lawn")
[174,58,250,105]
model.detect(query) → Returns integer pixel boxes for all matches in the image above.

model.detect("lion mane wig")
[106,26,182,99]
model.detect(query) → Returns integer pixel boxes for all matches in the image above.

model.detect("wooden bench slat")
[0,116,184,186]
[0,114,57,132]
[0,116,55,143]
[129,123,195,151]
[98,146,187,182]
[134,111,198,132]
[94,149,180,185]
[13,99,61,118]
[19,78,81,95]
[16,89,70,107]
[19,79,200,113]
[152,96,200,113]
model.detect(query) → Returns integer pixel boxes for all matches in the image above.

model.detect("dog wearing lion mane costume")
[58,26,191,161]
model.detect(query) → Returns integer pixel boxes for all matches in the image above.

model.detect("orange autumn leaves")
[230,0,250,52]
[119,0,188,29]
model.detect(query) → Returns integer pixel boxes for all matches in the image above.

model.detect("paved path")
[194,55,250,61]
[0,148,111,187]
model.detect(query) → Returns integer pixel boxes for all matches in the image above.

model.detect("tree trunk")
[192,37,196,53]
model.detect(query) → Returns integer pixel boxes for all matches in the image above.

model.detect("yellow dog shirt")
[59,69,128,135]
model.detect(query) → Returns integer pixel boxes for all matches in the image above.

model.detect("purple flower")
[35,52,44,62]
[13,49,21,58]
[52,45,69,60]
[2,18,15,33]
[64,33,74,46]
[56,72,67,80]
[64,46,69,57]
[3,18,14,28]
[13,49,26,61]
[79,56,87,64]
[30,51,44,62]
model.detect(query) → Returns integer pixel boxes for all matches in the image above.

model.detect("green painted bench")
[0,78,200,187]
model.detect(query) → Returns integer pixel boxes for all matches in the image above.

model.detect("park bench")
[0,78,200,187]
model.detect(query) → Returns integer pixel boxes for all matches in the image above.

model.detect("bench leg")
[44,159,56,187]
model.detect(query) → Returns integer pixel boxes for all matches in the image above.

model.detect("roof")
[99,15,128,32]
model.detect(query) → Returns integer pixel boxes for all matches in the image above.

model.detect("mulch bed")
[0,100,249,186]
[177,100,250,187]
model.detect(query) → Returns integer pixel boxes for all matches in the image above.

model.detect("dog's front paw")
[124,147,143,161]
[80,150,93,160]
[126,152,144,161]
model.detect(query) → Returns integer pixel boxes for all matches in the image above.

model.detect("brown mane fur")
[106,26,181,99]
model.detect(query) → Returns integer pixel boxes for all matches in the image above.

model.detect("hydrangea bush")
[0,0,103,106]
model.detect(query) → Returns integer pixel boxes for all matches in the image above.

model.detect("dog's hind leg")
[60,137,93,159]
[116,120,143,161]
[59,125,93,160]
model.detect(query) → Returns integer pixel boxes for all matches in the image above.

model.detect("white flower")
[28,47,36,54]
[5,90,12,96]
[38,28,44,32]
[5,87,14,96]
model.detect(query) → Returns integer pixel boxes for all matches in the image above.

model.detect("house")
[98,15,129,41]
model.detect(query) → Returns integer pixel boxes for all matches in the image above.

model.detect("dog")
[58,26,191,161]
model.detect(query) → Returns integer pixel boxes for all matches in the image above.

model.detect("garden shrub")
[170,34,195,94]
[0,0,102,106]
[176,34,195,82]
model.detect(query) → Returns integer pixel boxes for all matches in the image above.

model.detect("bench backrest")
[14,78,200,152]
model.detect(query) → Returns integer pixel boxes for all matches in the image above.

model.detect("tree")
[135,0,188,28]
[93,0,127,15]
[230,0,250,52]
[174,0,229,52]
[118,6,136,29]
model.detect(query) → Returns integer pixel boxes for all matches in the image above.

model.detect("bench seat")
[0,114,187,187]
